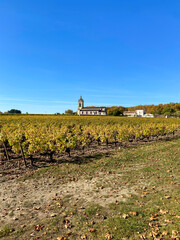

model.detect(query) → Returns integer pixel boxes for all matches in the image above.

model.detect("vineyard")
[1,115,180,239]
[1,115,180,169]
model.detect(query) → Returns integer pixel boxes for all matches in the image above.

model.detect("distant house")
[124,110,154,118]
[77,96,107,116]
[123,111,137,117]
[144,113,154,118]
[136,110,146,117]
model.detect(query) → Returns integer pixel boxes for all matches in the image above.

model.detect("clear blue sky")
[0,0,180,113]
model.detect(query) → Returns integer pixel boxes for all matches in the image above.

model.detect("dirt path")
[0,170,140,229]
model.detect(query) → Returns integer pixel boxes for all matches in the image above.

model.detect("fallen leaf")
[129,211,138,216]
[57,237,66,240]
[81,234,87,239]
[149,216,157,221]
[139,235,146,239]
[122,214,129,219]
[56,202,62,207]
[162,231,168,236]
[34,207,41,210]
[34,225,44,231]
[172,230,178,236]
[165,196,171,199]
[81,235,87,239]
[20,224,26,229]
[152,230,159,237]
[165,219,173,223]
[64,224,71,229]
[159,209,168,215]
[51,213,57,217]
[105,232,113,239]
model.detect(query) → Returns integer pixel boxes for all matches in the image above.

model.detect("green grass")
[1,137,180,239]
[0,226,13,238]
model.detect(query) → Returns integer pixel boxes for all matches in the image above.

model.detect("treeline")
[0,109,22,114]
[128,102,180,116]
[107,102,180,117]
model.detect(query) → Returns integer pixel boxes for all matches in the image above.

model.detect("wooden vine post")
[20,143,27,167]
[3,141,10,161]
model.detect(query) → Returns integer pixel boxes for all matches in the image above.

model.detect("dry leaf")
[152,231,159,237]
[34,225,44,231]
[105,232,113,239]
[165,219,173,223]
[165,196,171,199]
[129,211,138,216]
[172,230,178,236]
[81,235,87,239]
[56,202,62,207]
[159,209,168,215]
[122,214,129,219]
[57,237,66,240]
[162,231,168,236]
[20,224,26,229]
[51,213,57,217]
[64,224,71,229]
[149,216,157,221]
[89,228,96,232]
[140,235,146,239]
[34,206,41,210]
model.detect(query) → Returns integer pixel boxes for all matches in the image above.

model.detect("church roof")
[80,107,106,111]
[124,111,136,114]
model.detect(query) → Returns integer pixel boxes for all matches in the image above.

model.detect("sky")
[0,0,180,113]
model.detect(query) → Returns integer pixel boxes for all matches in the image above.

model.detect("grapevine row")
[0,116,180,167]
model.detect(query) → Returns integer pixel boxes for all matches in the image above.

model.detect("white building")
[123,111,137,117]
[77,96,107,116]
[124,110,154,118]
[136,110,146,117]
[144,113,154,118]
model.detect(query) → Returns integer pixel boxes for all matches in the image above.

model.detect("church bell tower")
[77,96,84,115]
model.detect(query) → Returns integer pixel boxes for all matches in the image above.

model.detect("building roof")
[124,111,136,114]
[80,107,106,111]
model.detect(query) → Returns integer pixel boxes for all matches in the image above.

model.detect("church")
[77,96,107,116]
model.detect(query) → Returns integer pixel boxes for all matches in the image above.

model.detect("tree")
[173,111,180,118]
[162,107,175,116]
[65,109,74,115]
[107,106,127,116]
[112,109,122,116]
[7,109,22,114]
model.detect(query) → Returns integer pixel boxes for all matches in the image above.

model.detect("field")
[0,116,180,239]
